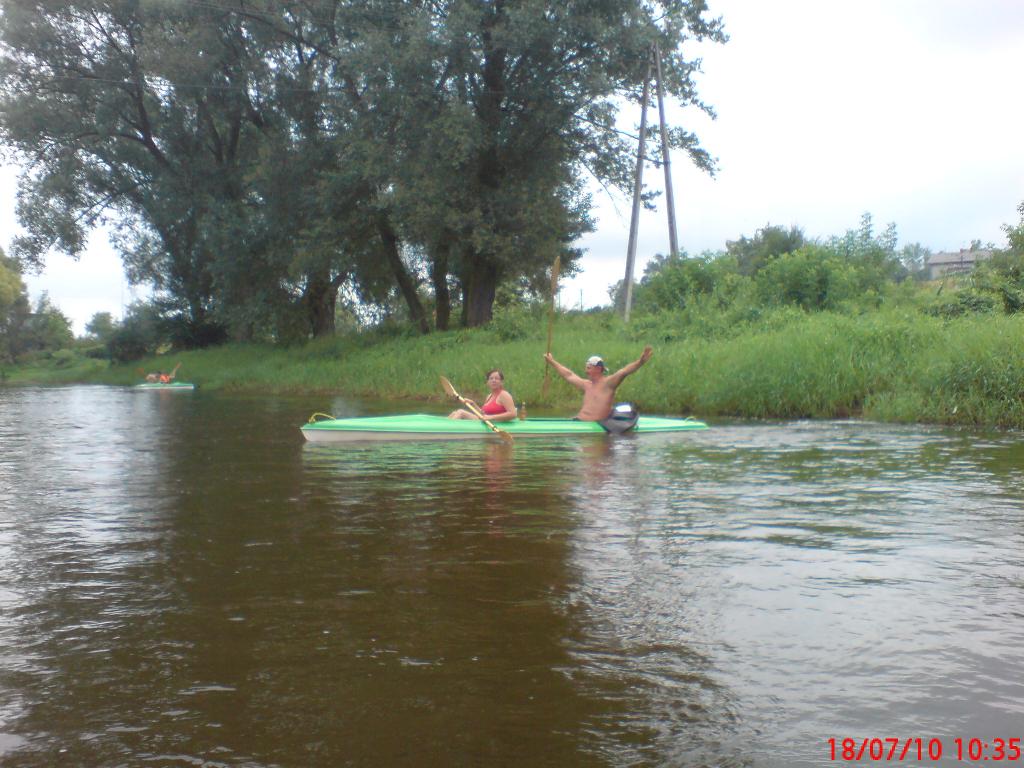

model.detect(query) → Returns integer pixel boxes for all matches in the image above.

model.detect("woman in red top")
[448,369,518,421]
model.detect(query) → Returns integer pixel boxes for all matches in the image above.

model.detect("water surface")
[1,386,1022,766]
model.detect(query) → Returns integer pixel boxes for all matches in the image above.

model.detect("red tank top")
[481,391,509,415]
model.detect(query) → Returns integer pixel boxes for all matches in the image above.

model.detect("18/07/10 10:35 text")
[828,737,1022,762]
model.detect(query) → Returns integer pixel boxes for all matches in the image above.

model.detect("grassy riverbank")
[6,308,1024,429]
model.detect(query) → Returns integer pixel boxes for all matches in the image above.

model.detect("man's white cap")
[586,355,604,368]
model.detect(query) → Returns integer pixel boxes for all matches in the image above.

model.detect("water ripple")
[1,391,1023,766]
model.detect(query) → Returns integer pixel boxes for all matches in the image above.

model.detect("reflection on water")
[1,387,1023,767]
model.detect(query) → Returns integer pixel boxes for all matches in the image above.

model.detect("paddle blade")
[440,376,458,399]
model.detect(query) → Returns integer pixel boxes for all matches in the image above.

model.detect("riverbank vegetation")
[0,0,725,338]
[9,300,1024,429]
[2,3,1023,427]
[6,209,1024,429]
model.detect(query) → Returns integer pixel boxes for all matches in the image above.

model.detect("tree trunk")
[377,216,430,334]
[430,240,451,331]
[304,271,337,337]
[460,254,498,327]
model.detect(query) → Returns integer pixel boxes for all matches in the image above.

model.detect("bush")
[167,316,230,349]
[106,325,154,362]
[82,343,108,360]
[922,292,996,318]
[755,245,860,310]
[51,349,77,368]
[632,253,738,313]
[488,304,545,342]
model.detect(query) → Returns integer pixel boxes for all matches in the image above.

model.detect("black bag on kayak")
[598,402,639,434]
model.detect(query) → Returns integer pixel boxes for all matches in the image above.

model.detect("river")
[1,385,1022,767]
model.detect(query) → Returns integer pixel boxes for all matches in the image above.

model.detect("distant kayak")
[133,382,196,390]
[301,413,708,443]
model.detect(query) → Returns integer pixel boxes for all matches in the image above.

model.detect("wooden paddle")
[541,255,560,400]
[169,362,182,380]
[440,376,514,443]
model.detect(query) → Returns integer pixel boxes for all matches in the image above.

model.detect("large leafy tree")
[368,0,727,325]
[1,0,727,334]
[0,0,421,339]
[0,1,268,340]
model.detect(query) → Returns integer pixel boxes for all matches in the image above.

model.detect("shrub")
[755,245,859,310]
[51,349,77,368]
[488,305,545,342]
[922,292,996,318]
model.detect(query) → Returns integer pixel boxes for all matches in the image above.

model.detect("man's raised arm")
[606,345,653,387]
[544,353,587,389]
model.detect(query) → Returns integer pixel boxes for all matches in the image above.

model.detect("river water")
[0,385,1022,767]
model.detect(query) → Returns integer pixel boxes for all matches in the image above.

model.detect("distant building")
[927,249,994,280]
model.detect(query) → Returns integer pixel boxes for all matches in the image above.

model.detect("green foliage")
[626,215,918,323]
[969,251,1024,314]
[922,292,997,318]
[488,304,546,342]
[105,302,165,362]
[0,0,727,333]
[11,293,74,357]
[51,349,77,368]
[900,242,932,279]
[725,224,807,276]
[9,306,1024,429]
[0,251,30,362]
[633,252,725,312]
[828,212,905,284]
[1002,201,1024,256]
[85,312,117,344]
[754,245,860,310]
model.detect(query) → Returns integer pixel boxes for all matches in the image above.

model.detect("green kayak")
[301,413,707,443]
[133,382,196,390]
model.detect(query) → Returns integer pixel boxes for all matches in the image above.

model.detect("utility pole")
[654,43,679,259]
[623,50,652,324]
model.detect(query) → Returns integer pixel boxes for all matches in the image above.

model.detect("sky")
[2,0,1023,332]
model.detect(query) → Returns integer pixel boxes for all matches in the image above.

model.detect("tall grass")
[9,308,1024,428]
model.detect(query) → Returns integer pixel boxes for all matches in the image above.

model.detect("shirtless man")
[543,346,653,421]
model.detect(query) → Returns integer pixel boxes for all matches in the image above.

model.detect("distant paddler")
[144,361,181,383]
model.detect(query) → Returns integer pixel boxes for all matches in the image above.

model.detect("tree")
[899,243,932,279]
[2,0,728,333]
[0,251,31,361]
[105,301,164,362]
[0,1,287,341]
[726,224,807,276]
[14,293,74,355]
[372,0,727,326]
[754,245,859,311]
[829,212,905,286]
[85,311,118,344]
[1002,201,1024,256]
